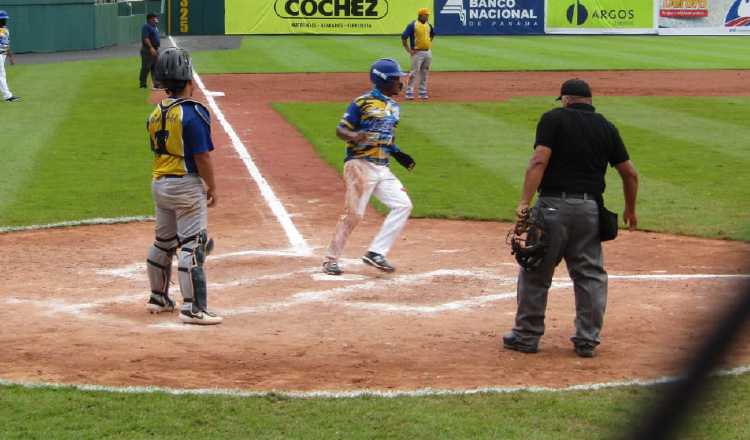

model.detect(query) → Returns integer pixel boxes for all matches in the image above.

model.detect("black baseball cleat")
[362,251,395,272]
[574,343,596,358]
[322,259,343,276]
[502,332,539,353]
[5,96,21,102]
[147,293,175,314]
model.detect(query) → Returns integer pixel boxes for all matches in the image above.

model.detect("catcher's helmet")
[0,10,9,20]
[369,58,407,89]
[155,47,193,82]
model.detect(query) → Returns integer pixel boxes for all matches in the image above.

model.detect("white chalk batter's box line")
[6,244,749,326]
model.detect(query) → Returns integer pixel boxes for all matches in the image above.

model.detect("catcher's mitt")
[506,207,548,272]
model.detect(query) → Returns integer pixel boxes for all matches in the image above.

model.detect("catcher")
[144,47,221,325]
[504,79,639,357]
[322,58,416,276]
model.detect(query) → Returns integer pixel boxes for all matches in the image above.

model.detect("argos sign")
[547,0,657,34]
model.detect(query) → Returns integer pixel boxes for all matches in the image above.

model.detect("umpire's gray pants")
[152,175,207,244]
[511,195,608,347]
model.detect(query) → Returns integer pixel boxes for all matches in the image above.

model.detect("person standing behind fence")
[140,13,161,90]
[0,10,20,102]
[401,8,434,101]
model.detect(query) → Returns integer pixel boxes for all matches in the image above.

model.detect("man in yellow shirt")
[401,8,435,100]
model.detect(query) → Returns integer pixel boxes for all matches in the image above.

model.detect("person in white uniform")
[0,10,20,103]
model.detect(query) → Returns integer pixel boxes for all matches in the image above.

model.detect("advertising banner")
[546,0,657,34]
[435,0,545,35]
[659,0,750,34]
[225,0,431,35]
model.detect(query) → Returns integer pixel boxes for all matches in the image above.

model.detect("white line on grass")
[1,365,748,400]
[0,216,154,234]
[169,35,312,256]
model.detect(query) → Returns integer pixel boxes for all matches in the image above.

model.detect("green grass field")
[2,374,750,439]
[2,35,749,438]
[275,97,750,240]
[192,35,750,74]
[0,58,154,227]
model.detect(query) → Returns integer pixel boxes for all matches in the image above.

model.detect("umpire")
[503,79,639,358]
[139,13,161,89]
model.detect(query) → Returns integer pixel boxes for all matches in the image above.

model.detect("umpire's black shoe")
[574,343,596,358]
[502,332,539,353]
[362,251,395,272]
[5,96,21,102]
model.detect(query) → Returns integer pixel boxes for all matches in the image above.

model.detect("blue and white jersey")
[0,27,9,55]
[339,88,402,166]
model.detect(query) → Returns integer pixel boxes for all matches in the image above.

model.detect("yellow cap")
[418,7,430,16]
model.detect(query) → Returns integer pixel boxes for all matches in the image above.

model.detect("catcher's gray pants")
[152,175,207,243]
[510,195,608,348]
[406,50,432,97]
[150,175,208,303]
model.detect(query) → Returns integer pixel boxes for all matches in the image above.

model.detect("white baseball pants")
[327,159,412,259]
[0,54,12,100]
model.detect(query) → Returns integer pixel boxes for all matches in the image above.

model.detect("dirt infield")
[1,71,749,392]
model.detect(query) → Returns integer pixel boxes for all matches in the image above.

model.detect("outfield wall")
[0,0,163,53]
[170,0,749,36]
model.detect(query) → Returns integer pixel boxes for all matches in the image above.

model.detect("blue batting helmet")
[369,58,407,88]
[0,11,9,20]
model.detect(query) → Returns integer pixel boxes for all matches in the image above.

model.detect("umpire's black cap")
[556,79,592,100]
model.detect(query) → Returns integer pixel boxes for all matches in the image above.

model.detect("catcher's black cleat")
[362,252,395,273]
[147,292,175,314]
[502,332,539,354]
[322,259,343,276]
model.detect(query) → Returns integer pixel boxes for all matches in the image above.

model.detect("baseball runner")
[145,47,221,325]
[323,58,416,276]
[401,7,434,100]
[0,10,20,102]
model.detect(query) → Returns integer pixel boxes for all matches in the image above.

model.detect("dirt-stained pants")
[326,159,412,259]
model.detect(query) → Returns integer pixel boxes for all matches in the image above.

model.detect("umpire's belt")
[539,191,593,200]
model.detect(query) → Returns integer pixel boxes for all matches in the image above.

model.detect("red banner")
[660,0,709,18]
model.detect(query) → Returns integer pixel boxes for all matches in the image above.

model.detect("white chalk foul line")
[169,35,312,257]
[0,216,154,234]
[1,364,748,400]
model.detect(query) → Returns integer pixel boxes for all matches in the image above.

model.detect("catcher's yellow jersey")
[147,98,213,179]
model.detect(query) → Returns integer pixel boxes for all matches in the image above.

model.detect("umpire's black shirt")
[535,103,629,195]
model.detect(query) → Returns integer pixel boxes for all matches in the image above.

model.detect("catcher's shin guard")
[177,230,214,312]
[147,235,178,295]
